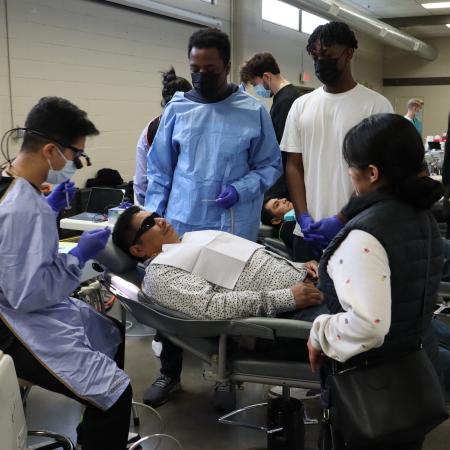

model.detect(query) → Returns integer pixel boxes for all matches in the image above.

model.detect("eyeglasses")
[22,128,92,169]
[132,212,161,245]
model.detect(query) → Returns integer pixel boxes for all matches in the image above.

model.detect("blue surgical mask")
[46,149,77,184]
[255,83,272,98]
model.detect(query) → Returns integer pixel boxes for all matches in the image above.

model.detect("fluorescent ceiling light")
[446,23,450,27]
[422,2,450,9]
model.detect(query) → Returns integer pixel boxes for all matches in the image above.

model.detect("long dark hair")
[161,67,192,107]
[343,113,443,210]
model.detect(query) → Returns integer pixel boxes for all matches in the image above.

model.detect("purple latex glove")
[118,201,134,209]
[216,185,239,209]
[298,212,314,233]
[46,181,76,213]
[69,228,111,265]
[309,215,344,243]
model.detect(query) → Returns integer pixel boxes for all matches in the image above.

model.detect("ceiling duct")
[103,0,222,28]
[284,0,437,60]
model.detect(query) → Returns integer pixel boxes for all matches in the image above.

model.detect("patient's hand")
[291,281,324,309]
[304,260,319,280]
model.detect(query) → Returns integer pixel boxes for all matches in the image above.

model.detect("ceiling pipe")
[284,0,437,61]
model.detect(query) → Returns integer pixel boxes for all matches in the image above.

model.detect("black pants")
[157,333,183,379]
[0,319,132,450]
[292,235,317,262]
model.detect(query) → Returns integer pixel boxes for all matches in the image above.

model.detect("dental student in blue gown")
[0,97,131,450]
[144,28,282,242]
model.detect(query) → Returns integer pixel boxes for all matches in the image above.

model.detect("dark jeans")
[0,318,132,450]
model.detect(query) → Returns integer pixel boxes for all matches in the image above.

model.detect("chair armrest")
[236,318,312,339]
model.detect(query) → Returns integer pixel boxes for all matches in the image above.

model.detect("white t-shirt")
[281,84,393,227]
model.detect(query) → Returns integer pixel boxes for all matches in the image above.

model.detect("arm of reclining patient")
[143,264,297,320]
[309,230,391,363]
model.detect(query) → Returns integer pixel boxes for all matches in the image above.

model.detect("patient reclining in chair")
[112,206,326,321]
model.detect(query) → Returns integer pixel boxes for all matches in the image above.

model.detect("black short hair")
[240,52,280,83]
[188,28,230,65]
[261,197,277,226]
[112,205,142,258]
[160,67,192,107]
[306,21,358,54]
[343,113,443,210]
[22,97,99,151]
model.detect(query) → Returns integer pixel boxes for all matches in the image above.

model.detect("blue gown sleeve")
[144,108,179,215]
[231,106,282,203]
[0,209,82,313]
[134,128,149,206]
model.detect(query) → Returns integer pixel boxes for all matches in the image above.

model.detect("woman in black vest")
[307,113,444,450]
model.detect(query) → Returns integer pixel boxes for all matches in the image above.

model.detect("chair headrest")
[96,238,138,274]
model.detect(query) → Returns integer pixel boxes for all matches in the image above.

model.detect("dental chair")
[96,241,320,450]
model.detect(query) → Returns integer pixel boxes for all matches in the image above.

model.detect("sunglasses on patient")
[132,212,161,245]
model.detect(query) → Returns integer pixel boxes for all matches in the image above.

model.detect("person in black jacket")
[308,113,444,449]
[442,113,450,237]
[240,52,301,199]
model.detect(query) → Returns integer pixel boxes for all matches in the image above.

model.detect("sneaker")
[268,386,320,400]
[213,381,236,412]
[143,374,180,407]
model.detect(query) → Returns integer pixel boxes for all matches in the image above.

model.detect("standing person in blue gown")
[0,97,132,450]
[144,28,282,242]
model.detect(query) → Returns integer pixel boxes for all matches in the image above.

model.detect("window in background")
[262,0,300,31]
[301,10,329,35]
[200,0,214,3]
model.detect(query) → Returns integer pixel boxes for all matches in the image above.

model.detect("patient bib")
[151,231,263,289]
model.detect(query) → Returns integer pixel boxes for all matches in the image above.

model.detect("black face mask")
[314,55,344,85]
[191,71,223,100]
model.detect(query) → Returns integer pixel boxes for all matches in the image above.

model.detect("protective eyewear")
[22,128,92,169]
[132,212,161,244]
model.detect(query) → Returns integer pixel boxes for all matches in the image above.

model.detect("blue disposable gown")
[0,178,129,410]
[144,90,282,241]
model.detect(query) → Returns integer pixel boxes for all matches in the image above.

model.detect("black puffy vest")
[319,191,443,365]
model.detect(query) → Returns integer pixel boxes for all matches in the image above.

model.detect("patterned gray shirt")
[142,249,307,320]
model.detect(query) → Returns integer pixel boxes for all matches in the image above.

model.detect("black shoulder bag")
[327,214,449,448]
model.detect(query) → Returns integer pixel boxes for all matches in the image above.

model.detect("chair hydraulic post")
[267,386,305,450]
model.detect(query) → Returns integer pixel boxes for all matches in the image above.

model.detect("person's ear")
[344,48,354,64]
[41,143,57,160]
[271,217,282,225]
[367,164,380,183]
[130,243,146,259]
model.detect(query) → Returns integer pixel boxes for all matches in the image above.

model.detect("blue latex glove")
[46,181,76,213]
[118,201,133,209]
[309,215,344,243]
[69,228,111,265]
[216,185,239,209]
[298,212,328,256]
[298,212,314,233]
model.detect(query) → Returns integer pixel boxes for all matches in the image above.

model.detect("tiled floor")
[25,314,450,450]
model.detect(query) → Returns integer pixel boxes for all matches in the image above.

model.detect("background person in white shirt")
[281,21,393,262]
